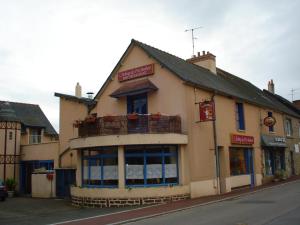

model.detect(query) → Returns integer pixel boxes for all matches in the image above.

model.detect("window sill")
[237,129,246,133]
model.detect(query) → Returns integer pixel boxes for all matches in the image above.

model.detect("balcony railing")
[77,114,182,137]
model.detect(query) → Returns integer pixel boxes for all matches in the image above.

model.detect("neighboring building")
[0,101,58,195]
[55,39,300,207]
[263,88,300,176]
[293,100,300,110]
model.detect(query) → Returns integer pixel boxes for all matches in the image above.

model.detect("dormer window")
[29,128,41,144]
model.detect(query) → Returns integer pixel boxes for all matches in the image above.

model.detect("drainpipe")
[13,124,17,180]
[3,122,7,181]
[212,93,220,194]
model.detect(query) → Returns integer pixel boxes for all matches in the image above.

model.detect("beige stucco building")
[55,39,300,207]
[0,101,58,195]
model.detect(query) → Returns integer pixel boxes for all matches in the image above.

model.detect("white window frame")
[285,119,292,137]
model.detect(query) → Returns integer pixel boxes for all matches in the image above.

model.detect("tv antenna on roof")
[289,88,300,101]
[185,26,203,56]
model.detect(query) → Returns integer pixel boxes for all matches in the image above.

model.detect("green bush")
[274,169,287,180]
[5,178,17,191]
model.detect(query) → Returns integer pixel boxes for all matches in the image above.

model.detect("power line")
[185,26,203,56]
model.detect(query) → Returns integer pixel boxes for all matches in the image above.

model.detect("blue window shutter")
[237,103,245,130]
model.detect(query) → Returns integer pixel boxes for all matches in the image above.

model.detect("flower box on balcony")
[150,113,161,121]
[103,115,115,122]
[85,115,97,123]
[127,113,138,120]
[73,120,82,128]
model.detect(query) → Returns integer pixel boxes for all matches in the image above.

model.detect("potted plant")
[274,169,286,182]
[5,178,17,197]
[73,120,82,128]
[150,112,161,121]
[85,115,97,123]
[103,115,114,122]
[127,113,138,120]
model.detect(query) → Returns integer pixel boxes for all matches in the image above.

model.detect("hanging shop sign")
[261,135,286,147]
[118,64,154,82]
[263,116,276,127]
[231,134,254,145]
[199,100,215,122]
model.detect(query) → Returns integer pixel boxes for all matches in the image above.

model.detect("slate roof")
[94,39,300,118]
[262,90,300,118]
[0,101,57,135]
[54,93,96,110]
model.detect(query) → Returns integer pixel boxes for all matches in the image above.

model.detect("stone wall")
[71,193,190,208]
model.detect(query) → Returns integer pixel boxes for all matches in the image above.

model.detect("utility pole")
[185,26,202,56]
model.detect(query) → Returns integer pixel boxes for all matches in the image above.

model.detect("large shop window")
[127,93,148,114]
[236,103,245,130]
[264,149,285,175]
[125,145,178,187]
[82,147,118,187]
[229,148,252,176]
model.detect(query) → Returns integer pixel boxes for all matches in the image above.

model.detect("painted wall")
[58,98,88,168]
[283,116,300,175]
[31,173,56,198]
[0,122,21,182]
[66,43,300,199]
[21,142,59,168]
[95,45,188,132]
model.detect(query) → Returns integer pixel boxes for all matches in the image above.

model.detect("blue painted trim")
[124,146,179,187]
[125,183,179,188]
[83,185,118,188]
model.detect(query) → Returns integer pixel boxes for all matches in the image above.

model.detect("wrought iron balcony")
[77,114,181,137]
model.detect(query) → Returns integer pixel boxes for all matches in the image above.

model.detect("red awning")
[110,79,158,98]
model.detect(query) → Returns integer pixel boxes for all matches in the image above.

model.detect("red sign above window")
[118,64,154,82]
[231,134,254,145]
[199,100,215,122]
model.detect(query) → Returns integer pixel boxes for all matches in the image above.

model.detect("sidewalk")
[54,176,300,225]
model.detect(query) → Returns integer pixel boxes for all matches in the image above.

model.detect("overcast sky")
[0,0,299,132]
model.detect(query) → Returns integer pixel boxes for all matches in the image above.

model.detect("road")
[127,181,300,225]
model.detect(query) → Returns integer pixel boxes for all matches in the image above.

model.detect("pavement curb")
[110,179,300,225]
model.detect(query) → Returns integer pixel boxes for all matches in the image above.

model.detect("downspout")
[3,122,7,181]
[13,124,17,180]
[212,93,220,194]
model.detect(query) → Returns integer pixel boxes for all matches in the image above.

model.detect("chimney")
[186,51,217,74]
[75,82,82,97]
[293,100,300,109]
[86,92,94,99]
[268,79,275,94]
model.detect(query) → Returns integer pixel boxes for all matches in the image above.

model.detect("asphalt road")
[127,181,300,225]
[0,197,138,225]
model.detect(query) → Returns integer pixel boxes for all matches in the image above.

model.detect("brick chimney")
[293,100,300,109]
[75,82,82,97]
[186,51,216,74]
[267,79,275,94]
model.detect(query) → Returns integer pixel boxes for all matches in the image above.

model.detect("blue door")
[246,149,255,188]
[55,169,76,198]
